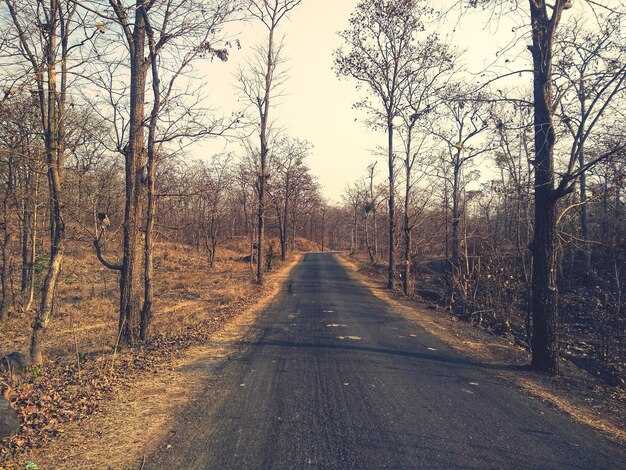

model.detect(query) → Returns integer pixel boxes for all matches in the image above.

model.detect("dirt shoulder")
[336,253,626,444]
[2,252,302,470]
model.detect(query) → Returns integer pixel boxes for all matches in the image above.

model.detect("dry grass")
[0,236,306,468]
[337,253,626,444]
[25,253,301,470]
[1,237,281,359]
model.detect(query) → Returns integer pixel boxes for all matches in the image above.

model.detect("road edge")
[334,253,626,445]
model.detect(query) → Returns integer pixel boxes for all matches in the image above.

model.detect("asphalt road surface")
[146,253,626,469]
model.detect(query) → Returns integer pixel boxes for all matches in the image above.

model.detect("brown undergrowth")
[0,237,310,469]
[337,253,626,444]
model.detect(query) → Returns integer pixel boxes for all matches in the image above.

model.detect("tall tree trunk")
[0,157,15,321]
[351,211,357,254]
[320,210,326,252]
[578,94,591,275]
[290,195,297,252]
[256,159,266,283]
[19,215,30,298]
[31,0,65,364]
[403,159,411,297]
[373,208,378,260]
[20,167,33,298]
[364,215,375,263]
[120,2,148,346]
[528,0,564,375]
[140,8,162,341]
[256,25,275,284]
[530,189,558,374]
[280,188,289,261]
[579,158,591,274]
[25,186,38,312]
[451,157,461,270]
[387,118,395,289]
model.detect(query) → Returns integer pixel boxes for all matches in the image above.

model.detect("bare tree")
[397,33,454,295]
[139,0,240,339]
[3,0,90,363]
[363,162,380,262]
[431,87,494,274]
[440,0,626,373]
[239,0,302,284]
[85,0,241,344]
[520,0,626,374]
[335,0,424,289]
[269,137,312,261]
[199,156,232,268]
[554,13,626,277]
[0,151,16,321]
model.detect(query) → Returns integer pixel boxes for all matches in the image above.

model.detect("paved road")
[146,253,625,469]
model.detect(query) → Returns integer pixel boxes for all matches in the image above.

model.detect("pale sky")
[195,0,525,202]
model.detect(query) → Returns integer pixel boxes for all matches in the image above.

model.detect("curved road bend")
[146,252,626,469]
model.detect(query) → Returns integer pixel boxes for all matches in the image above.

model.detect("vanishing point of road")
[146,253,626,469]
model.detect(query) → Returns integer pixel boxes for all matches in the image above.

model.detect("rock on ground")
[0,396,19,438]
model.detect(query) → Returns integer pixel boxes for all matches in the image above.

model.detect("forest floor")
[339,254,626,444]
[2,246,623,468]
[0,236,315,469]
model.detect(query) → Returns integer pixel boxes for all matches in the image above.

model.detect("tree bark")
[528,0,564,375]
[401,123,416,297]
[119,1,148,346]
[366,163,377,263]
[280,180,289,261]
[255,17,277,284]
[20,167,33,299]
[451,157,461,270]
[25,186,38,312]
[0,157,15,321]
[140,9,160,341]
[31,0,66,364]
[403,159,411,297]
